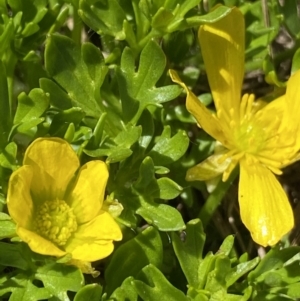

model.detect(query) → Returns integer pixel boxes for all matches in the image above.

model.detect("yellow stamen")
[35,199,77,246]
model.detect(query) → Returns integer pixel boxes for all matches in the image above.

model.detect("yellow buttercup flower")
[7,137,122,262]
[170,8,300,246]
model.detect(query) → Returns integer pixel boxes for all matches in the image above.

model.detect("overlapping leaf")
[117,40,182,122]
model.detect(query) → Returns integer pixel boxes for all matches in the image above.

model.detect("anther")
[35,199,77,247]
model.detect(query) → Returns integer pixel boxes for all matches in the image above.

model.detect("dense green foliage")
[1,0,300,300]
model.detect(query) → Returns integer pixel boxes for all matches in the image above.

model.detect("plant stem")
[198,167,239,228]
[72,2,83,45]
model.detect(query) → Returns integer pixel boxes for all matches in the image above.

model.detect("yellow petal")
[24,138,79,200]
[67,161,108,224]
[254,95,286,133]
[255,94,299,167]
[186,152,231,181]
[285,69,300,149]
[66,240,114,262]
[7,166,34,228]
[65,212,122,261]
[169,70,229,147]
[198,7,244,123]
[286,69,300,120]
[17,227,66,257]
[74,211,122,241]
[239,157,294,246]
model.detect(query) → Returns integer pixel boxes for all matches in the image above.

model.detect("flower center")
[35,199,77,246]
[234,120,266,154]
[232,94,266,154]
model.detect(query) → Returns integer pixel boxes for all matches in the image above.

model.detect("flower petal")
[66,241,114,262]
[7,166,34,228]
[239,157,294,246]
[286,69,300,119]
[186,152,231,181]
[255,95,286,133]
[285,69,300,149]
[17,227,66,257]
[198,7,244,123]
[67,161,108,224]
[24,138,79,200]
[65,212,122,261]
[169,70,229,147]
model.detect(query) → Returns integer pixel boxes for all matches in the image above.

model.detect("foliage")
[1,0,300,300]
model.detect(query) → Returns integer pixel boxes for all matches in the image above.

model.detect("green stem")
[132,0,151,42]
[6,52,17,127]
[244,59,264,73]
[71,2,83,45]
[138,29,159,51]
[198,167,239,228]
[7,76,14,124]
[130,106,143,126]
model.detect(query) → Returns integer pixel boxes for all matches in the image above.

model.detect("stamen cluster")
[35,199,77,246]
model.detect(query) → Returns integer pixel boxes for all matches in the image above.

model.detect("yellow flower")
[170,7,300,246]
[7,137,122,262]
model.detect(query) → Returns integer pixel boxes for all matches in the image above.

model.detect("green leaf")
[79,0,127,40]
[250,248,300,299]
[0,258,83,300]
[90,113,107,148]
[197,253,216,290]
[74,284,103,301]
[15,118,44,136]
[45,34,108,118]
[263,56,286,87]
[51,107,86,124]
[149,126,189,165]
[138,109,154,150]
[140,0,201,33]
[117,40,182,122]
[292,48,300,74]
[0,277,52,301]
[186,5,232,27]
[39,78,72,110]
[13,88,49,125]
[248,246,300,283]
[114,125,141,146]
[137,198,185,231]
[8,0,48,26]
[0,213,16,239]
[172,219,205,287]
[133,264,189,301]
[36,262,83,300]
[0,17,14,56]
[163,30,195,65]
[282,282,300,298]
[0,142,17,170]
[110,277,138,301]
[175,0,201,18]
[204,256,231,299]
[226,257,259,288]
[151,7,176,31]
[0,60,10,148]
[105,227,163,296]
[115,194,139,228]
[49,107,86,138]
[278,0,300,38]
[218,235,235,256]
[133,156,158,196]
[156,177,182,200]
[84,125,142,163]
[0,242,30,270]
